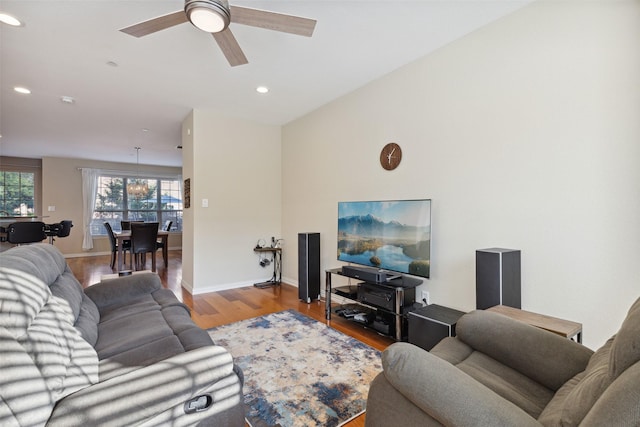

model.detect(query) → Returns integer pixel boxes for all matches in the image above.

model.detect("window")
[0,171,36,216]
[91,174,182,235]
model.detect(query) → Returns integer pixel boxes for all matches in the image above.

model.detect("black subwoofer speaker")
[298,232,320,303]
[476,248,521,309]
[408,304,466,351]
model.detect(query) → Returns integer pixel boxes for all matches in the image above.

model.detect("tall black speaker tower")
[298,232,320,303]
[476,248,521,309]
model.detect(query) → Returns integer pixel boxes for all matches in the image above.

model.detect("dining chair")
[121,220,143,231]
[104,222,131,269]
[130,222,159,272]
[155,220,172,252]
[5,222,47,245]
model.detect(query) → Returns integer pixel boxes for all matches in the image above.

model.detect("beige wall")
[281,0,640,349]
[181,112,195,291]
[182,111,281,294]
[41,157,182,256]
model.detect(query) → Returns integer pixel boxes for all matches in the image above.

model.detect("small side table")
[253,247,282,288]
[408,304,466,351]
[487,305,582,343]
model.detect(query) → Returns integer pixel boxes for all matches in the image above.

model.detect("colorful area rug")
[208,309,382,427]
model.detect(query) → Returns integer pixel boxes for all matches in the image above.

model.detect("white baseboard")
[64,251,111,258]
[281,276,298,287]
[188,279,257,295]
[187,276,305,296]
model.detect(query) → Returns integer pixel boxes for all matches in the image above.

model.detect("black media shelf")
[333,285,358,299]
[333,303,391,335]
[326,267,422,341]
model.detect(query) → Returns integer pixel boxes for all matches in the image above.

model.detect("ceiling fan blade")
[230,6,316,37]
[120,10,188,37]
[212,29,248,67]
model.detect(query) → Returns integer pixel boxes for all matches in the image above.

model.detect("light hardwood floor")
[67,250,395,427]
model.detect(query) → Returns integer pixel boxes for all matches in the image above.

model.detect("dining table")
[114,230,169,272]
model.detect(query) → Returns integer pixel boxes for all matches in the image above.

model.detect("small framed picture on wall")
[184,178,191,209]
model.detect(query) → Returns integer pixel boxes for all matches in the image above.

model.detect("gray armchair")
[365,298,640,427]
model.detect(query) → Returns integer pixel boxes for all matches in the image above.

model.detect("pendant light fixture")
[127,147,149,197]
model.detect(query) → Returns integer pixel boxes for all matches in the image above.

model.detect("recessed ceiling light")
[0,13,22,27]
[256,86,269,94]
[14,86,31,94]
[60,96,75,104]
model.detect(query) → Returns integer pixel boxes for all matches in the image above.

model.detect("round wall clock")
[380,143,402,170]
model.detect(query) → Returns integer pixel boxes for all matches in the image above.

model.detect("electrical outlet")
[421,290,430,305]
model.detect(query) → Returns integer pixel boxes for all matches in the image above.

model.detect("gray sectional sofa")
[0,243,244,426]
[365,299,640,426]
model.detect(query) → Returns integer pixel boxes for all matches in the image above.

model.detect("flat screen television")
[337,199,431,279]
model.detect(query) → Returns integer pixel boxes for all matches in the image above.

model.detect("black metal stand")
[325,267,422,341]
[254,247,282,288]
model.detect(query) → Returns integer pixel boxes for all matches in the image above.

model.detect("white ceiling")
[0,0,531,167]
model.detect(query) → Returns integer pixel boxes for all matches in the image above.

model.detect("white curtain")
[81,168,99,250]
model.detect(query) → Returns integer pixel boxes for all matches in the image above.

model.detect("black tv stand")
[339,265,419,286]
[325,267,422,340]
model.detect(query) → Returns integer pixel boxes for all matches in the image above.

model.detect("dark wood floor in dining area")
[67,250,395,427]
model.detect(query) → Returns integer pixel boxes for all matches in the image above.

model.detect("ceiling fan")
[120,0,317,67]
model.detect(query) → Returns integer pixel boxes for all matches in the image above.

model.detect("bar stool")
[44,223,61,244]
[5,222,47,245]
[44,220,73,244]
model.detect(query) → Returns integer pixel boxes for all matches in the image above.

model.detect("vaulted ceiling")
[0,1,531,166]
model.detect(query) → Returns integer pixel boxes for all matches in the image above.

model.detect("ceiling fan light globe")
[185,0,230,33]
[189,8,225,32]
